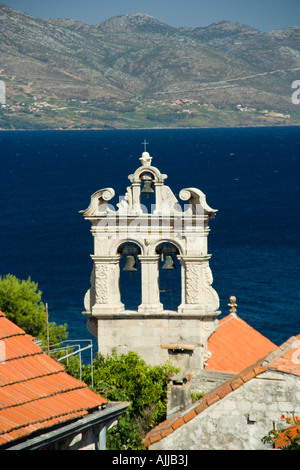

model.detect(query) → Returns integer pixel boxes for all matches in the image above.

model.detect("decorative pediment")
[179,188,217,218]
[80,188,115,216]
[80,154,217,220]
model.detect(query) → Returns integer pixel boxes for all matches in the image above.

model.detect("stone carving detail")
[117,186,133,213]
[202,318,219,360]
[185,264,201,304]
[202,317,218,333]
[87,317,98,339]
[179,187,217,217]
[84,288,92,311]
[95,264,108,304]
[203,349,212,365]
[83,267,96,311]
[203,262,213,286]
[203,261,220,312]
[139,151,152,166]
[81,188,115,217]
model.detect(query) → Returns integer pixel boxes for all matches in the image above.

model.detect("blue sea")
[0,127,299,351]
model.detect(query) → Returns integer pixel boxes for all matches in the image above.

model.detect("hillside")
[0,3,299,129]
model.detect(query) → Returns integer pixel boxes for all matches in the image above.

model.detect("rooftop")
[0,311,107,447]
[205,312,277,373]
[143,334,300,448]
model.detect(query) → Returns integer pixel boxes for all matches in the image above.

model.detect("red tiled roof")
[205,313,277,373]
[0,311,107,446]
[143,334,300,448]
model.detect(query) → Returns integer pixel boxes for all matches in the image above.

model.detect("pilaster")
[177,255,219,315]
[91,255,124,314]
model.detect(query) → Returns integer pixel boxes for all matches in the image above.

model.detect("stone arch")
[148,238,184,257]
[129,164,167,184]
[139,170,157,214]
[110,238,145,257]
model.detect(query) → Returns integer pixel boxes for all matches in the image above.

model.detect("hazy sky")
[2,0,300,31]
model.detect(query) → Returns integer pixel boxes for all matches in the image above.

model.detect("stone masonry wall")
[150,371,300,450]
[96,316,206,369]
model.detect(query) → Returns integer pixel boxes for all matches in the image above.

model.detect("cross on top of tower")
[140,140,152,167]
[142,139,149,152]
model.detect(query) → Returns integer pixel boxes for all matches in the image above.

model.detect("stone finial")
[139,151,152,167]
[228,296,237,314]
[140,139,152,166]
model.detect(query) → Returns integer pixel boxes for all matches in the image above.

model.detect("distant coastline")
[1,5,300,135]
[1,123,300,132]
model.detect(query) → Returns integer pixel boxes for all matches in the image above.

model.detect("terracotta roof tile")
[0,311,107,447]
[194,400,208,414]
[161,426,174,439]
[267,335,300,376]
[172,417,185,430]
[183,409,196,423]
[143,333,300,448]
[205,313,277,373]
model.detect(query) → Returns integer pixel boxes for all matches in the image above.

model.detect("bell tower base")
[85,310,220,373]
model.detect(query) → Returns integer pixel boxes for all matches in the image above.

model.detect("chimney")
[167,373,192,417]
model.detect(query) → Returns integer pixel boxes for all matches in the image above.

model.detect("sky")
[2,0,300,31]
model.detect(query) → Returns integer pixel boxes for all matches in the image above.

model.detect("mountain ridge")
[1,3,299,129]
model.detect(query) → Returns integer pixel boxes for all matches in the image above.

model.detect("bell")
[141,176,154,196]
[123,255,138,272]
[162,255,176,270]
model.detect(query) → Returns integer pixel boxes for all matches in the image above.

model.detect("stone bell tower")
[80,146,220,371]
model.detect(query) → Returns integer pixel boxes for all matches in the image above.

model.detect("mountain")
[0,3,299,129]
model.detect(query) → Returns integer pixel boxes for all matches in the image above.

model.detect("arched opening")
[156,242,181,311]
[140,171,156,214]
[118,242,142,311]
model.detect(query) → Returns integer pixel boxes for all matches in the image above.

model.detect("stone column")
[91,255,124,314]
[131,182,143,214]
[153,181,163,214]
[138,255,163,313]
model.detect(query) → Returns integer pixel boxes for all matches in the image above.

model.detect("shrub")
[262,414,300,450]
[78,349,179,449]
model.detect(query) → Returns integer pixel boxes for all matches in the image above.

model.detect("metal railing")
[41,339,94,388]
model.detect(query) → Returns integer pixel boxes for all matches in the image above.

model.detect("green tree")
[76,349,179,450]
[0,274,68,345]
